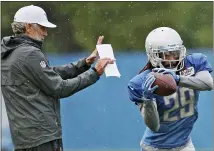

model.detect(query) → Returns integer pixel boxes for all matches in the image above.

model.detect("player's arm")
[178,70,213,90]
[179,54,213,90]
[136,101,160,132]
[153,54,213,91]
[52,58,91,80]
[127,74,160,132]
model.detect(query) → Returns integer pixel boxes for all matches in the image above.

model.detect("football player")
[127,27,213,151]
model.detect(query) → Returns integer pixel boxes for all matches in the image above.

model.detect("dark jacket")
[1,35,99,149]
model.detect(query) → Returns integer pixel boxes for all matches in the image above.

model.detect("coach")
[1,5,113,151]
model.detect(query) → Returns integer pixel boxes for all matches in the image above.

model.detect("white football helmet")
[145,27,186,71]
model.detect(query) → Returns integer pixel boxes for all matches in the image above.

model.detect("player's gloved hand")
[152,68,180,84]
[142,74,159,101]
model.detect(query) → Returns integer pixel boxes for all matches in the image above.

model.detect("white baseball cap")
[14,5,56,28]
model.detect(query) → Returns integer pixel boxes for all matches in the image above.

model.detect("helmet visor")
[151,45,186,71]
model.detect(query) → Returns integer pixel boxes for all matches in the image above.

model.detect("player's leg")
[141,143,160,151]
[140,139,195,151]
[180,139,195,151]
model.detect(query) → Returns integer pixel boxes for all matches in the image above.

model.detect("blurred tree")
[1,1,212,53]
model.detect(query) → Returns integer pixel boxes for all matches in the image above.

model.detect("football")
[151,72,177,96]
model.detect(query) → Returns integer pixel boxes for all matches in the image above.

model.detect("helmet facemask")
[148,44,186,72]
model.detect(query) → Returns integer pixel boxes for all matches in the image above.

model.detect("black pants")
[15,139,63,151]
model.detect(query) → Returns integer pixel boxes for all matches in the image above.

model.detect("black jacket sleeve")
[52,58,91,80]
[22,50,99,98]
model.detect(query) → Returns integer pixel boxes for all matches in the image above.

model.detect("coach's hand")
[94,58,114,76]
[86,35,104,66]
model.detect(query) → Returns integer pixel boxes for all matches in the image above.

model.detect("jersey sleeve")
[127,70,150,103]
[128,81,143,103]
[189,53,213,73]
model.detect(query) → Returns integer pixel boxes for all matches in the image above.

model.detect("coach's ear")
[25,23,33,34]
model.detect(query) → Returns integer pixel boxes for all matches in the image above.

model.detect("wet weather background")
[1,1,213,151]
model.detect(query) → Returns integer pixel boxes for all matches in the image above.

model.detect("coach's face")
[25,23,48,41]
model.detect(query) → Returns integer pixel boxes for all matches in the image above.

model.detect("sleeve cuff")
[83,58,91,67]
[91,67,100,78]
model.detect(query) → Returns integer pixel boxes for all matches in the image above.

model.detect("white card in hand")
[96,44,121,77]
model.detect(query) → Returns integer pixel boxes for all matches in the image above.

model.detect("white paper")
[96,44,121,77]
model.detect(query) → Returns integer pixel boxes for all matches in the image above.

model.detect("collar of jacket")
[14,34,43,49]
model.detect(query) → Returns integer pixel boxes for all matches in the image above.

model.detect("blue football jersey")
[127,53,213,148]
